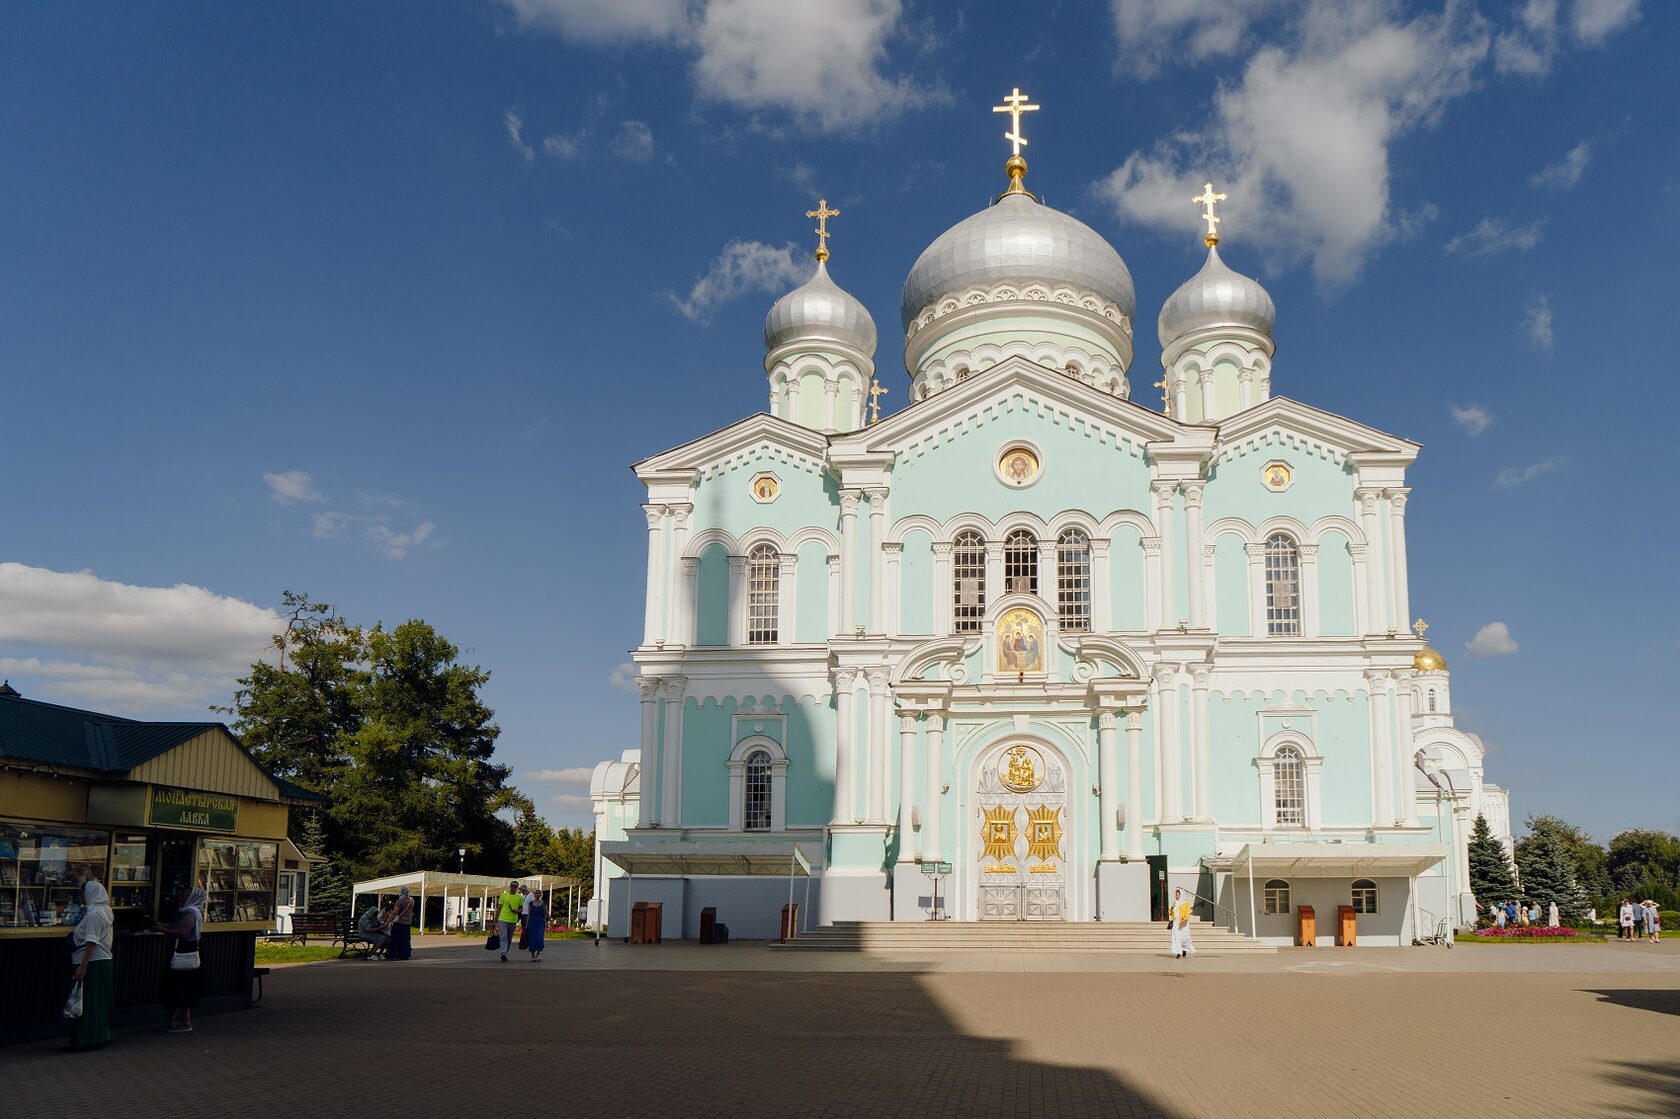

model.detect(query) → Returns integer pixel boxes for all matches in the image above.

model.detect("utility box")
[630,901,663,944]
[699,907,717,944]
[1296,905,1316,947]
[780,903,800,942]
[1337,905,1357,947]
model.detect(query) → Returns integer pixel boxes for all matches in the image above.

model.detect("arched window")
[953,530,986,633]
[1427,689,1437,713]
[1274,745,1305,827]
[1264,533,1302,636]
[1351,879,1378,915]
[1263,879,1292,916]
[747,544,779,645]
[744,750,773,831]
[1056,528,1091,632]
[1004,529,1038,595]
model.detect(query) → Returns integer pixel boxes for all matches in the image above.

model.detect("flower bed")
[1474,925,1579,939]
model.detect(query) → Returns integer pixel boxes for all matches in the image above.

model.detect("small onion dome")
[764,260,877,358]
[1413,646,1448,672]
[1157,245,1275,349]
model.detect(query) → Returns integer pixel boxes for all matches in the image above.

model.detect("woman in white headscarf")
[151,884,205,1033]
[66,874,115,1051]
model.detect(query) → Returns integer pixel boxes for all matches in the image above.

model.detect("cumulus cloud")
[547,792,594,813]
[542,132,585,160]
[608,662,641,692]
[1444,216,1546,256]
[1521,293,1554,352]
[1109,0,1292,75]
[1448,403,1493,436]
[263,470,322,505]
[0,563,279,713]
[610,120,655,161]
[525,767,595,785]
[1465,621,1520,657]
[1496,0,1641,74]
[504,108,535,161]
[1494,456,1565,489]
[1098,2,1491,285]
[669,239,812,322]
[502,0,689,44]
[1530,141,1591,190]
[365,522,435,560]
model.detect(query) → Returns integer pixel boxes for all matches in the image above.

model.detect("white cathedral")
[595,93,1510,945]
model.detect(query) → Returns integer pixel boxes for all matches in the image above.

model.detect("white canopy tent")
[350,871,581,934]
[598,841,812,942]
[1222,842,1448,941]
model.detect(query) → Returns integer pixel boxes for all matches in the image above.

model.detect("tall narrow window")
[747,543,779,645]
[1264,533,1301,636]
[1274,745,1305,827]
[1056,529,1091,632]
[1004,529,1038,596]
[744,750,773,831]
[953,530,986,633]
[1427,689,1437,713]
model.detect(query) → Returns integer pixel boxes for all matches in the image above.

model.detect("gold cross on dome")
[1412,618,1429,641]
[806,198,840,262]
[867,379,888,424]
[992,87,1040,157]
[1193,181,1228,246]
[1153,375,1172,418]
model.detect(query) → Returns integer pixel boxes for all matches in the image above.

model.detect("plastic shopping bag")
[63,979,84,1019]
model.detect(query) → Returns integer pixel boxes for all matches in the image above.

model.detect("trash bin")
[700,907,717,945]
[780,902,800,942]
[1296,904,1316,947]
[1337,905,1357,947]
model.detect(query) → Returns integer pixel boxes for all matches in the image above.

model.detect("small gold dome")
[1413,646,1448,672]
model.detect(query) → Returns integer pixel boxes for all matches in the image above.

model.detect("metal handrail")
[1176,889,1242,932]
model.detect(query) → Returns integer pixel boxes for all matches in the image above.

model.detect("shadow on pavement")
[1599,1060,1680,1111]
[1582,987,1680,1017]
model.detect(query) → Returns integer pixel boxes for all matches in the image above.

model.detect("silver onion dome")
[900,192,1136,332]
[1157,245,1275,348]
[764,260,877,357]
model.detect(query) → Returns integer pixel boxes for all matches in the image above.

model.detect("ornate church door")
[975,744,1067,921]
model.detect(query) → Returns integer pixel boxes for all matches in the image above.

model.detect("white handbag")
[170,948,201,971]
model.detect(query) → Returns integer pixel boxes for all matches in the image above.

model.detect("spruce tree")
[298,812,351,917]
[1467,813,1518,916]
[1515,829,1591,925]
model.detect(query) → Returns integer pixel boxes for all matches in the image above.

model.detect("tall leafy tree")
[1516,828,1591,924]
[1607,830,1680,907]
[1515,814,1609,899]
[1467,813,1518,913]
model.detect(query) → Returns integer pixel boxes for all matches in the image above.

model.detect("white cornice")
[634,413,830,480]
[1212,396,1418,467]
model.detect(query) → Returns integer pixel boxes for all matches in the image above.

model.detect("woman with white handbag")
[151,884,205,1034]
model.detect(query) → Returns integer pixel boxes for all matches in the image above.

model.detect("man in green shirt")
[496,881,523,962]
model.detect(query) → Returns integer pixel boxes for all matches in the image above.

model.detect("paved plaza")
[9,936,1679,1118]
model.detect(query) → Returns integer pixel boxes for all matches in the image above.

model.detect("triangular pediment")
[633,412,830,481]
[1212,396,1418,467]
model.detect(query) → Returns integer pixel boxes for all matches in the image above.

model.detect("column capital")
[663,678,687,703]
[727,555,749,572]
[1098,711,1118,731]
[881,541,903,556]
[1123,710,1144,732]
[1244,542,1266,559]
[1203,544,1217,559]
[839,489,863,516]
[636,676,663,701]
[1150,480,1178,501]
[931,541,954,558]
[984,541,1005,560]
[1297,543,1319,561]
[1090,538,1111,558]
[1238,367,1255,384]
[865,486,890,506]
[1190,665,1212,688]
[777,553,799,572]
[680,556,700,573]
[866,668,890,694]
[1364,669,1392,683]
[1356,488,1383,514]
[1387,488,1411,513]
[926,711,946,732]
[898,713,917,733]
[667,502,693,527]
[1348,543,1368,559]
[833,666,860,690]
[642,504,667,530]
[1142,538,1163,556]
[1393,668,1417,682]
[1152,663,1180,687]
[827,554,842,572]
[1181,482,1204,508]
[1196,368,1215,386]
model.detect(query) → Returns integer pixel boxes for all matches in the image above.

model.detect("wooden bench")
[337,916,387,960]
[276,913,339,945]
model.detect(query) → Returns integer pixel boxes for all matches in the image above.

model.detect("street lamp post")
[457,848,467,930]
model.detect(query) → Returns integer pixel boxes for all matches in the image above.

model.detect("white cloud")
[546,792,594,813]
[669,239,812,322]
[1521,293,1554,352]
[1496,0,1640,74]
[310,511,350,539]
[0,563,279,713]
[1108,0,1291,75]
[1444,217,1546,256]
[608,662,641,692]
[502,0,689,44]
[610,120,655,162]
[1494,455,1565,489]
[525,767,595,785]
[775,160,819,191]
[1571,0,1641,42]
[365,522,435,560]
[1449,403,1493,436]
[263,470,322,505]
[504,108,535,161]
[1530,141,1591,190]
[1465,621,1520,657]
[542,132,585,160]
[1098,2,1491,285]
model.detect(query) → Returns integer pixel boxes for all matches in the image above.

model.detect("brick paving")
[8,938,1679,1119]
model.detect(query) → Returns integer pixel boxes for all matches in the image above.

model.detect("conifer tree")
[298,812,350,916]
[1515,828,1591,924]
[1467,813,1518,916]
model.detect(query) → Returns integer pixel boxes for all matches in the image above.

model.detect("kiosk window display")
[0,824,110,927]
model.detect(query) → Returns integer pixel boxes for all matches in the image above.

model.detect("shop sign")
[149,787,239,833]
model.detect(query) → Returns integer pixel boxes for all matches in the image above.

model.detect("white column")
[923,712,945,862]
[667,503,692,640]
[1357,489,1386,633]
[661,679,686,828]
[1366,670,1392,826]
[1155,665,1183,821]
[1172,372,1190,423]
[1151,482,1177,629]
[777,554,798,646]
[1245,543,1266,635]
[931,543,953,634]
[823,377,838,432]
[769,372,782,419]
[896,713,917,863]
[1298,543,1320,637]
[1038,539,1057,604]
[679,558,699,645]
[726,556,748,646]
[1238,367,1255,411]
[1191,666,1212,821]
[867,670,889,823]
[1348,544,1370,636]
[882,542,902,638]
[1091,539,1112,632]
[636,677,661,828]
[1124,709,1146,859]
[866,488,888,633]
[1183,483,1206,629]
[1143,539,1163,631]
[1098,712,1120,861]
[786,376,801,422]
[1197,368,1216,421]
[851,384,864,429]
[1396,670,1420,826]
[984,541,1004,605]
[826,555,841,636]
[1387,489,1411,629]
[838,490,861,632]
[831,668,857,824]
[641,504,666,645]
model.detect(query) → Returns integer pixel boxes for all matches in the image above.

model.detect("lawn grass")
[254,943,346,964]
[1454,932,1608,945]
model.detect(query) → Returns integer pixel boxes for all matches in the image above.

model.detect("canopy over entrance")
[350,871,581,934]
[1225,842,1448,878]
[599,841,811,877]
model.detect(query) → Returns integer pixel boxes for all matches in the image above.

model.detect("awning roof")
[350,870,579,897]
[1223,842,1448,878]
[600,841,812,877]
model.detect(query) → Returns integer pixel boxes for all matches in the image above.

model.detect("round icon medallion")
[998,744,1045,793]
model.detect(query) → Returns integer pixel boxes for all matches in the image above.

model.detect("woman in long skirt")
[384,886,414,960]
[151,885,204,1033]
[526,892,546,962]
[66,877,115,1051]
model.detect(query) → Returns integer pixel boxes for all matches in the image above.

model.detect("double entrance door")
[975,744,1067,921]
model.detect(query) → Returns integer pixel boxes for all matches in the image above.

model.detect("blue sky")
[2,1,1674,838]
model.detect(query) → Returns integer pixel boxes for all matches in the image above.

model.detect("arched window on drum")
[1055,528,1091,632]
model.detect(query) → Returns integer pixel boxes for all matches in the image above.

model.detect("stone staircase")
[778,920,1274,953]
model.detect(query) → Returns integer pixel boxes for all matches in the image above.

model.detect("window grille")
[953,530,986,633]
[747,544,779,645]
[744,750,773,831]
[1427,690,1437,713]
[1263,879,1292,916]
[1056,529,1092,632]
[1351,879,1378,915]
[1274,746,1305,827]
[1004,530,1038,596]
[1264,534,1301,636]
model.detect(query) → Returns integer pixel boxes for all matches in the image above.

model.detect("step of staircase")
[778,921,1274,953]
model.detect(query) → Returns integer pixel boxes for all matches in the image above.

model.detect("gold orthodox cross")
[867,379,888,424]
[1193,181,1228,246]
[992,87,1040,157]
[1153,375,1172,418]
[1412,618,1429,641]
[806,198,840,262]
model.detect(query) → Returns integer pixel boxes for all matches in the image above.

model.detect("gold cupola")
[1411,619,1447,672]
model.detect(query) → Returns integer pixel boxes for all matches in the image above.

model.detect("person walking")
[496,880,523,962]
[1618,898,1635,941]
[384,886,415,960]
[1167,888,1196,959]
[1494,903,1507,930]
[518,884,533,952]
[526,890,547,962]
[65,875,114,1052]
[1650,904,1663,944]
[151,885,204,1034]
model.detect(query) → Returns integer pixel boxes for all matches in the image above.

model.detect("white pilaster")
[823,377,838,432]
[1183,483,1206,629]
[1197,368,1216,421]
[636,676,661,828]
[1245,542,1266,635]
[677,557,699,645]
[1238,367,1255,411]
[984,541,1004,607]
[867,669,889,823]
[832,667,858,824]
[866,488,888,633]
[895,713,917,863]
[1190,666,1212,821]
[1387,489,1411,629]
[1298,543,1320,637]
[1151,482,1177,628]
[838,489,861,632]
[1366,670,1393,826]
[882,541,902,638]
[661,678,686,828]
[1098,711,1120,861]
[667,503,692,639]
[1155,665,1183,821]
[1091,539,1112,633]
[1124,709,1146,859]
[726,556,748,646]
[1357,488,1386,633]
[1143,538,1163,631]
[641,504,666,645]
[826,554,841,637]
[1349,544,1369,636]
[777,553,798,646]
[923,712,945,862]
[1395,669,1420,826]
[931,542,953,635]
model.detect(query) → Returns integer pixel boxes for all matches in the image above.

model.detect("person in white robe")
[1547,901,1559,928]
[1167,888,1195,959]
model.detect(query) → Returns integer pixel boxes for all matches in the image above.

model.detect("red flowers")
[1474,925,1578,938]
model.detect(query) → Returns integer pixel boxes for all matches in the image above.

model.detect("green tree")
[1607,829,1680,907]
[296,811,350,916]
[1516,828,1591,924]
[1466,813,1518,915]
[1515,815,1609,899]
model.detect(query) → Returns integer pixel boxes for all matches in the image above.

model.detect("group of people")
[1616,899,1664,943]
[354,886,416,960]
[494,879,547,962]
[1488,898,1558,929]
[65,872,205,1051]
